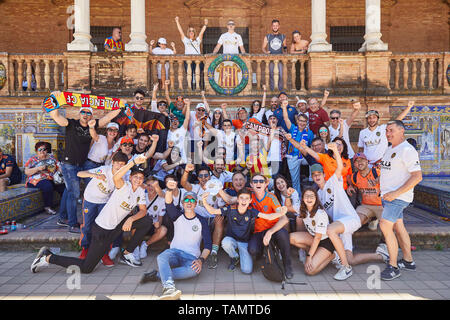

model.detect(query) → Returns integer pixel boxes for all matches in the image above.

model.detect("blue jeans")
[80,200,106,249]
[381,199,410,223]
[221,236,252,274]
[287,156,302,198]
[156,248,199,289]
[59,162,89,227]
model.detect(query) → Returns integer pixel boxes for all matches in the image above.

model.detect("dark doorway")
[330,26,365,52]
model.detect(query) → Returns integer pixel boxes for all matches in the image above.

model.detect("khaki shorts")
[356,204,383,220]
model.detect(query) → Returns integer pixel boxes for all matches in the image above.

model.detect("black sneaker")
[68,224,81,234]
[57,219,69,227]
[398,259,416,271]
[207,252,218,269]
[228,257,240,272]
[140,270,159,284]
[381,264,401,281]
[159,287,182,300]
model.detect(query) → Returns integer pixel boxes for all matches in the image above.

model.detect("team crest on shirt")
[376,132,381,136]
[137,197,140,203]
[391,153,396,158]
[233,217,237,221]
[263,205,269,212]
[192,225,199,232]
[1,163,4,169]
[84,208,88,213]
[312,220,316,226]
[212,196,217,202]
[245,217,249,221]
[153,205,158,211]
[327,188,332,194]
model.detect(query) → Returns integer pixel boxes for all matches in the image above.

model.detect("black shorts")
[318,237,335,254]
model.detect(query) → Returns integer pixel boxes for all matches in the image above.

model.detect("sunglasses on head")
[80,111,92,116]
[184,198,196,203]
[198,173,209,178]
[122,143,133,147]
[252,179,265,184]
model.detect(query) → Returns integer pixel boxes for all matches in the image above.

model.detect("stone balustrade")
[389,52,446,93]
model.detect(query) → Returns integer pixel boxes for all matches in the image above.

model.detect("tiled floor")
[0,249,449,300]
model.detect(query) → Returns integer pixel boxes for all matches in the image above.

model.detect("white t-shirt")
[380,140,421,203]
[189,110,211,141]
[152,47,173,78]
[182,36,201,55]
[88,135,111,164]
[318,174,359,222]
[358,124,388,164]
[95,181,146,230]
[168,126,188,164]
[145,193,166,223]
[152,47,174,55]
[303,209,329,240]
[267,135,282,162]
[216,130,236,162]
[84,165,115,204]
[281,189,300,215]
[265,109,274,120]
[152,159,173,181]
[250,108,266,123]
[218,32,243,54]
[191,183,219,218]
[213,170,233,185]
[329,121,355,159]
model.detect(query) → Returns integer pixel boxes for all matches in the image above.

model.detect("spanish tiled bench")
[0,185,60,223]
[414,179,450,218]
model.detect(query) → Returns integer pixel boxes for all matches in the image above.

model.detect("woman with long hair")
[248,85,267,124]
[318,124,331,146]
[273,174,300,232]
[88,122,120,168]
[289,187,336,275]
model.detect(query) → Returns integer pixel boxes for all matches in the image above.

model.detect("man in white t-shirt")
[358,101,414,167]
[31,155,153,274]
[312,143,388,281]
[167,98,191,164]
[213,20,246,54]
[328,101,361,159]
[149,38,176,83]
[379,120,422,281]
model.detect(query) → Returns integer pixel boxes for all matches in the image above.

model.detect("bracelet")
[198,257,205,263]
[306,253,311,257]
[132,159,136,166]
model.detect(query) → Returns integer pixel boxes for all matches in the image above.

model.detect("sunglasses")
[158,103,167,107]
[330,117,339,120]
[37,148,47,152]
[252,179,265,184]
[184,198,196,203]
[197,109,205,112]
[80,111,92,116]
[135,97,144,100]
[198,174,209,178]
[122,143,134,147]
[319,129,328,133]
[253,103,260,106]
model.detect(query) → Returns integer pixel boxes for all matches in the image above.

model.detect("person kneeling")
[202,189,287,274]
[140,180,212,300]
[30,155,153,274]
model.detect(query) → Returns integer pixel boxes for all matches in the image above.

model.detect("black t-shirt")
[132,145,149,156]
[62,118,99,166]
[0,154,22,185]
[220,205,259,242]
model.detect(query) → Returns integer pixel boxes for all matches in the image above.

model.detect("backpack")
[261,240,307,289]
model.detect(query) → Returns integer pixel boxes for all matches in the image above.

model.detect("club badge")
[263,205,269,212]
[153,205,158,211]
[312,220,316,226]
[376,132,381,136]
[327,188,332,194]
[245,217,249,221]
[391,153,396,158]
[84,208,89,213]
[192,225,199,232]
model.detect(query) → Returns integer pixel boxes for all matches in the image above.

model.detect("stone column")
[308,0,332,52]
[67,0,94,51]
[359,0,388,52]
[125,0,148,52]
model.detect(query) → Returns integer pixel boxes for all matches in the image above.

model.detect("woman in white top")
[289,187,336,276]
[273,175,300,231]
[86,121,119,170]
[175,16,208,90]
[248,85,267,124]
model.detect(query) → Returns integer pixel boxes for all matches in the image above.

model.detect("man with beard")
[307,90,330,135]
[262,19,287,91]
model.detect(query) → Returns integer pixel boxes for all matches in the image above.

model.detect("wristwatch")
[306,253,311,257]
[198,257,205,263]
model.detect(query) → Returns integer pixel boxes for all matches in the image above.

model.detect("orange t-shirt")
[232,119,245,130]
[251,191,281,233]
[317,153,352,190]
[351,168,382,206]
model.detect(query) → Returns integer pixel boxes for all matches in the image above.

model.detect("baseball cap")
[365,110,379,118]
[106,122,119,130]
[196,103,206,110]
[183,191,198,202]
[237,107,247,113]
[79,106,93,114]
[158,37,167,45]
[120,137,134,145]
[296,99,307,105]
[310,164,324,173]
[130,165,145,176]
[353,153,368,161]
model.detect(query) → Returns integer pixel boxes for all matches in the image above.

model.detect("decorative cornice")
[184,0,267,9]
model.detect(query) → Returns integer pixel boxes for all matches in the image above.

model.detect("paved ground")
[0,248,449,300]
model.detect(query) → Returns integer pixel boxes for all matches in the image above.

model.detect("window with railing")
[90,26,122,52]
[202,27,249,54]
[330,26,365,52]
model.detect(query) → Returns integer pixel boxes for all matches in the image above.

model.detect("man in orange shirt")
[247,173,293,279]
[231,107,248,130]
[350,153,383,231]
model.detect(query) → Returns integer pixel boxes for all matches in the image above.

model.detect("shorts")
[339,233,354,252]
[381,199,410,223]
[356,204,383,220]
[318,237,335,253]
[337,215,361,234]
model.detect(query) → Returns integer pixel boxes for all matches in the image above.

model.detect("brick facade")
[1,0,448,54]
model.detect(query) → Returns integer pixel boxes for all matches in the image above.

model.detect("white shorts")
[337,215,361,252]
[340,233,354,252]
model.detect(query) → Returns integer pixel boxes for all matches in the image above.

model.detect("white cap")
[158,37,167,45]
[79,106,93,114]
[296,99,307,105]
[196,103,206,110]
[106,122,119,130]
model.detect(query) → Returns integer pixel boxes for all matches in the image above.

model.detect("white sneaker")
[334,265,353,281]
[30,246,51,273]
[109,247,120,260]
[139,241,148,259]
[120,252,142,267]
[368,219,379,231]
[331,251,342,269]
[376,243,390,263]
[298,249,306,264]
